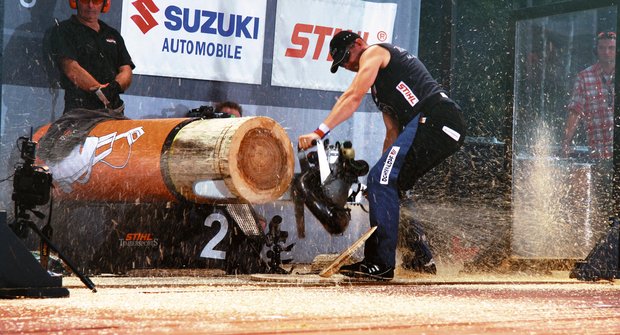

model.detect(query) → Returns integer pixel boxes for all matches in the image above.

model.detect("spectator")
[562,31,616,160]
[50,0,134,114]
[215,101,243,118]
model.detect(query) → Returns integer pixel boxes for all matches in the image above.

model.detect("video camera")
[187,105,233,119]
[11,134,53,209]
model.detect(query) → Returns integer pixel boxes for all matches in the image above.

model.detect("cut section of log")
[167,116,294,204]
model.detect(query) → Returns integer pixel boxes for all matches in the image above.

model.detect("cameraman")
[215,101,243,118]
[50,0,134,114]
[187,101,244,119]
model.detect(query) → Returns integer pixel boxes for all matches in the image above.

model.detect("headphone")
[69,0,111,13]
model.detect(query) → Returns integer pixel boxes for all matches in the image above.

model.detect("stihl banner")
[272,0,397,92]
[121,0,267,84]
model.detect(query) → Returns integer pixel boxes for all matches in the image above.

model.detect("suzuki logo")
[131,0,160,34]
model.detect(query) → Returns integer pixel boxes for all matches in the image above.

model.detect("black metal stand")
[1,133,95,297]
[570,217,620,281]
[0,211,69,298]
[265,216,294,274]
[24,219,97,292]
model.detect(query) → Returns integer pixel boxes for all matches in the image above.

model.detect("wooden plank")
[319,226,377,277]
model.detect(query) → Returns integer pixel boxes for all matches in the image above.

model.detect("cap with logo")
[329,31,361,73]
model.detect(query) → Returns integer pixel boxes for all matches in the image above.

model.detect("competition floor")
[1,267,619,334]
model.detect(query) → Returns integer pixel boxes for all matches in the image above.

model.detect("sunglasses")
[78,0,104,5]
[598,31,616,40]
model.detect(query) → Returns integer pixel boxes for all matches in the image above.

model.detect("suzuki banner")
[120,0,267,84]
[272,0,397,92]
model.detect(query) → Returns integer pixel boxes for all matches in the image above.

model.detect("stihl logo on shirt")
[396,81,418,107]
[380,146,400,184]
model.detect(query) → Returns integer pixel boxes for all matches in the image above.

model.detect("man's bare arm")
[115,65,133,91]
[298,44,390,149]
[562,109,581,156]
[59,57,102,91]
[322,45,390,129]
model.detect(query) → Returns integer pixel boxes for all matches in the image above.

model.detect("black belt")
[412,92,452,116]
[414,92,452,124]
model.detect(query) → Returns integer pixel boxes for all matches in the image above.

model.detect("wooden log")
[167,116,295,204]
[33,116,294,204]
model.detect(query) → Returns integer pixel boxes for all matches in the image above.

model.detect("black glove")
[101,80,122,101]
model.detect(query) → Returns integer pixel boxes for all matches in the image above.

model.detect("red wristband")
[313,123,330,139]
[313,128,326,138]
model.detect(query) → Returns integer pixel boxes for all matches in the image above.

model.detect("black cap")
[329,31,361,73]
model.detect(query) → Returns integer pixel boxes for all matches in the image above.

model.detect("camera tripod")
[12,202,97,292]
[1,132,95,298]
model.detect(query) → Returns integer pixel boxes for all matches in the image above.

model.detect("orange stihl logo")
[124,233,154,241]
[285,24,369,61]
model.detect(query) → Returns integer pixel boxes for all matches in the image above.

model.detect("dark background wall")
[420,0,514,140]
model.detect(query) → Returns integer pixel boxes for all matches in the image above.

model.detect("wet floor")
[1,269,619,335]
